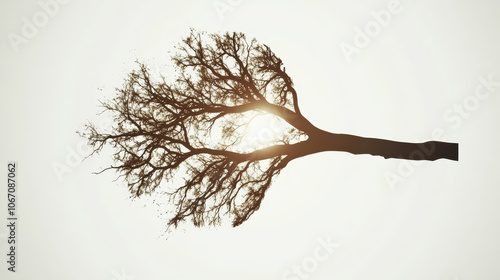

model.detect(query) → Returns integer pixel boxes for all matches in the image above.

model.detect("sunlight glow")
[239,112,289,151]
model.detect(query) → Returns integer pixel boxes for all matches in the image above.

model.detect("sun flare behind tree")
[81,29,458,229]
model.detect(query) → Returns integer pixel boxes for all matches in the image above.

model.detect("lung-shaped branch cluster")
[82,30,314,227]
[81,30,458,229]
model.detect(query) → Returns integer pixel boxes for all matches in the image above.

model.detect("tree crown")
[82,30,315,228]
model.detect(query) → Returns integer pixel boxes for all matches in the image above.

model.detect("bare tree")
[81,30,458,228]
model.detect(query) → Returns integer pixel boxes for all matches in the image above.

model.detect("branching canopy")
[82,30,316,227]
[82,29,460,228]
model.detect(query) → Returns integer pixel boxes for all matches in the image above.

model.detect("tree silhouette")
[81,30,458,228]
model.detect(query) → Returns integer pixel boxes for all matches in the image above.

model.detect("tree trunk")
[309,129,458,161]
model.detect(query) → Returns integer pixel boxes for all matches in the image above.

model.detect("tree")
[81,30,458,228]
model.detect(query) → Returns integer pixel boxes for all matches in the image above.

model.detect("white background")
[1,0,499,279]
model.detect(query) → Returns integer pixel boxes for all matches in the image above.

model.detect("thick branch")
[308,130,459,161]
